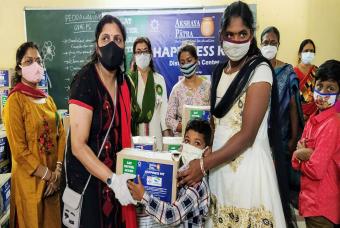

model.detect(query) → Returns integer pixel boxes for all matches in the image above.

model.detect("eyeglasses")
[21,58,43,67]
[135,50,150,55]
[261,41,279,47]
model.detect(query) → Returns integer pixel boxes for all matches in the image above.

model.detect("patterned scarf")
[9,82,47,98]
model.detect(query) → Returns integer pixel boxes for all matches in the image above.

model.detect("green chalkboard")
[25,10,105,109]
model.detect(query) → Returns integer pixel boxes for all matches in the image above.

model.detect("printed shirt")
[141,178,210,227]
[166,79,210,135]
[292,106,340,224]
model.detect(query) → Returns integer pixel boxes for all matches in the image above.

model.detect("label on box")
[0,137,6,161]
[168,144,181,151]
[123,158,174,203]
[0,160,10,174]
[0,90,9,108]
[190,110,210,120]
[0,178,10,217]
[38,71,48,87]
[0,71,9,87]
[134,144,153,151]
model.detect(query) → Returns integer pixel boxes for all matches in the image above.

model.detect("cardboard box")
[0,70,14,88]
[0,160,10,174]
[0,209,9,228]
[0,89,9,111]
[182,105,210,136]
[38,70,48,87]
[0,132,7,162]
[132,136,156,151]
[0,173,10,219]
[162,137,182,152]
[116,148,180,203]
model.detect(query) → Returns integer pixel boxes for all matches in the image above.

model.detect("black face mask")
[98,41,124,71]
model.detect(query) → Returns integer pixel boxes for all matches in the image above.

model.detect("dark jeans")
[305,216,334,228]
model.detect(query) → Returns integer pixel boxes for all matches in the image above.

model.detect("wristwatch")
[106,177,112,185]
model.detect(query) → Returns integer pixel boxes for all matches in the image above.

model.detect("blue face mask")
[180,62,197,78]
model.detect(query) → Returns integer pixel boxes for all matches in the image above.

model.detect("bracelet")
[56,161,63,166]
[200,158,207,177]
[41,167,49,180]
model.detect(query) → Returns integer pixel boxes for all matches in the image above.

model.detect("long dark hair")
[177,43,198,61]
[132,37,155,72]
[13,42,40,86]
[220,1,260,57]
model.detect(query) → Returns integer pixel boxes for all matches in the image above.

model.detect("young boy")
[128,118,212,227]
[292,60,340,227]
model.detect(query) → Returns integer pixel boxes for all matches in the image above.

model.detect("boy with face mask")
[292,60,340,227]
[128,119,212,227]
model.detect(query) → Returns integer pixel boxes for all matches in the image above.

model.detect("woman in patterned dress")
[3,41,65,228]
[165,43,210,136]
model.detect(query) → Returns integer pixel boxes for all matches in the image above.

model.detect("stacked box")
[162,137,182,152]
[0,174,10,220]
[0,70,12,87]
[132,136,156,151]
[116,148,180,203]
[0,89,9,110]
[0,132,7,162]
[0,160,9,174]
[182,105,210,136]
[38,70,48,87]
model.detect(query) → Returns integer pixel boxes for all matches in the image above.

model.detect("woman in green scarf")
[129,37,171,151]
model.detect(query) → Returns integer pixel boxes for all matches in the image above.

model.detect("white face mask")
[181,143,206,165]
[301,52,315,65]
[260,45,278,60]
[222,40,251,61]
[135,53,151,70]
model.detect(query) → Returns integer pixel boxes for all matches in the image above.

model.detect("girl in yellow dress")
[3,42,65,228]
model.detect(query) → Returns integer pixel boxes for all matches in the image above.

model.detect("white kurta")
[207,63,286,228]
[137,71,168,151]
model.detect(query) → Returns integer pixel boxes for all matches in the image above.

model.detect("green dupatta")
[129,70,156,135]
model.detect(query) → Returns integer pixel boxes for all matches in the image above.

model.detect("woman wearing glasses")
[3,42,66,228]
[129,37,171,150]
[260,26,305,226]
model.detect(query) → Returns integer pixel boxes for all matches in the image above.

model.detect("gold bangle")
[41,167,49,180]
[200,158,207,177]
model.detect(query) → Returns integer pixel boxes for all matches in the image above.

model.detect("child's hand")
[127,175,145,202]
[294,148,313,161]
[296,139,306,150]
